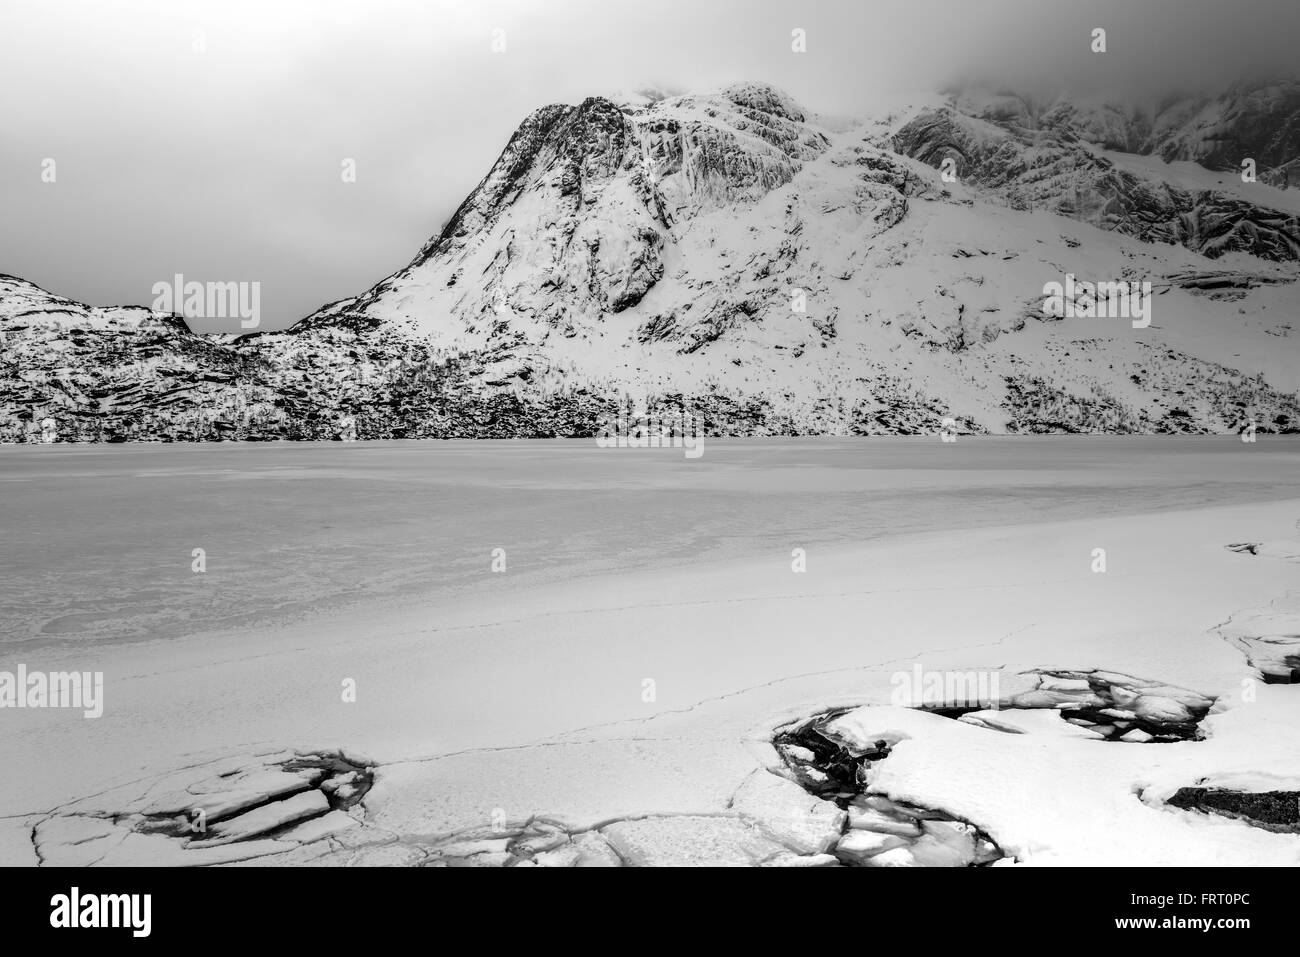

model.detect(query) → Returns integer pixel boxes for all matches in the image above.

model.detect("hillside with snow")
[4,81,1300,440]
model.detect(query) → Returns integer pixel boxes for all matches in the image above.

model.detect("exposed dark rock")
[773,712,1009,866]
[1009,669,1214,741]
[893,107,1300,262]
[953,80,1300,190]
[1167,786,1300,832]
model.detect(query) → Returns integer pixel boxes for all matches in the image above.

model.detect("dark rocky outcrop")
[773,711,1008,866]
[1167,786,1300,832]
[893,108,1300,261]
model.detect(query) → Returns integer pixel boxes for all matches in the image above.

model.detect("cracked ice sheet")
[4,497,1300,864]
[827,694,1300,866]
[0,817,41,867]
[351,502,1298,842]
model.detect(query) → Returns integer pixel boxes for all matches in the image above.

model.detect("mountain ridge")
[4,80,1299,441]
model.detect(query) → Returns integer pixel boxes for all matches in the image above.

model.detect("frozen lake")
[5,436,1300,866]
[2,437,1299,649]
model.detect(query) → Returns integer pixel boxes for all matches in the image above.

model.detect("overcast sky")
[2,0,1297,331]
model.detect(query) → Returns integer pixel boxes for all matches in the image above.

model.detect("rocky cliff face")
[4,81,1300,440]
[299,82,835,352]
[0,275,275,442]
[0,273,612,442]
[893,107,1300,262]
[951,79,1300,189]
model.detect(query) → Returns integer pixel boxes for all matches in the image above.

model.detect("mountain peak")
[720,81,807,123]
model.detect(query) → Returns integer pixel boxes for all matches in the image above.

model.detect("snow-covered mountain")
[0,275,270,442]
[4,80,1300,440]
[951,78,1300,188]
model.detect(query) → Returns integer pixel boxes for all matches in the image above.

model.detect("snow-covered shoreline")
[4,489,1300,865]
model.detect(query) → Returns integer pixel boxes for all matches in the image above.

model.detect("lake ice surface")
[2,436,1298,649]
[5,437,1300,865]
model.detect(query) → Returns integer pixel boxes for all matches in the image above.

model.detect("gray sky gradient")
[2,0,1297,331]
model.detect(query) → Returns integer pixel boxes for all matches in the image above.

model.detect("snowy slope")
[4,81,1300,439]
[290,81,1300,435]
